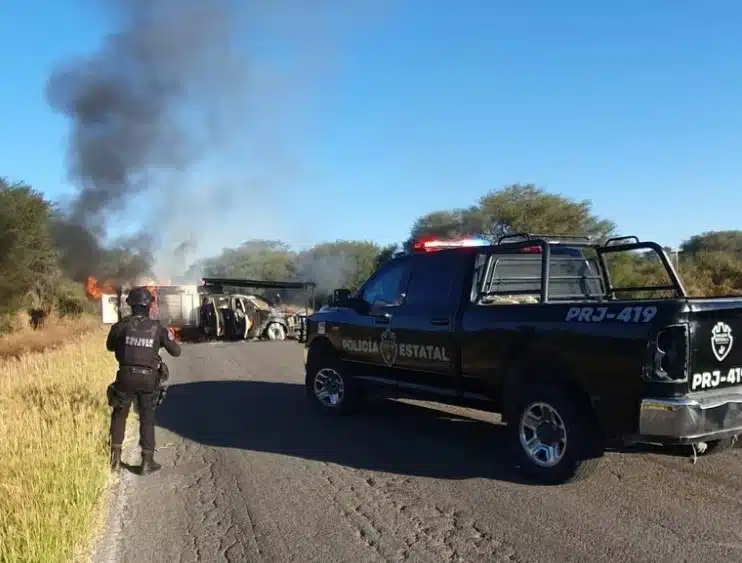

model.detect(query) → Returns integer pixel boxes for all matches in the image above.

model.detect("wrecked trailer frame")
[200,278,317,342]
[99,284,203,335]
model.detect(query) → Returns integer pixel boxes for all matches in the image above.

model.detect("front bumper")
[638,390,742,444]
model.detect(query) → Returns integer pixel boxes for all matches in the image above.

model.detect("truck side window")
[361,258,410,307]
[478,254,542,304]
[405,252,457,306]
[477,251,604,304]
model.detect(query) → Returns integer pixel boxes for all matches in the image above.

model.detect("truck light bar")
[411,236,547,253]
[413,237,491,252]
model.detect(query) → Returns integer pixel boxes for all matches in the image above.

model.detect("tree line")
[3,177,742,333]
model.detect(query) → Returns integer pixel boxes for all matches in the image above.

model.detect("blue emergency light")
[412,237,491,252]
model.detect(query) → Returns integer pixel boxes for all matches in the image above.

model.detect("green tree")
[675,231,742,296]
[681,230,742,256]
[408,207,483,248]
[192,239,298,281]
[477,184,616,240]
[406,184,616,250]
[680,250,742,297]
[0,179,60,322]
[375,243,400,269]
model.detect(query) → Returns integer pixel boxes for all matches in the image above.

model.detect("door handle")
[430,317,449,326]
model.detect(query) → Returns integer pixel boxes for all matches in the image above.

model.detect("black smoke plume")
[46,0,245,282]
[47,0,391,285]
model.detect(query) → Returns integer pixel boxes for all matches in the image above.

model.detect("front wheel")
[265,322,286,341]
[510,383,604,485]
[305,348,361,415]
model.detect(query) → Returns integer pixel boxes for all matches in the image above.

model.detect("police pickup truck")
[302,233,742,484]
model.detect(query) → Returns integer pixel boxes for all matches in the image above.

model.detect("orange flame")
[141,280,160,318]
[85,276,118,300]
[170,327,182,343]
[86,278,184,339]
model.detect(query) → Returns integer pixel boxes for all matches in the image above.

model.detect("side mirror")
[331,288,370,314]
[332,289,352,304]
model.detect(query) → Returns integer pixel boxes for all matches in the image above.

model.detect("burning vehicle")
[88,276,316,343]
[199,278,316,342]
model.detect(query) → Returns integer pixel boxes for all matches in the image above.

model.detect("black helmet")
[126,286,155,309]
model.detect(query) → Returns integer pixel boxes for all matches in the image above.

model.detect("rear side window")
[475,252,604,303]
[404,252,461,306]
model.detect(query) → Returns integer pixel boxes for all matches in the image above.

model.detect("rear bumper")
[638,390,742,444]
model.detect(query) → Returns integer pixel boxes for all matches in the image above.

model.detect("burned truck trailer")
[99,278,316,343]
[99,284,203,339]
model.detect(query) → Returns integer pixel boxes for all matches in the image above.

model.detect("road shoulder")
[89,424,140,562]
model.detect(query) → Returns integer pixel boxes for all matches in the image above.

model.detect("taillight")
[648,324,689,382]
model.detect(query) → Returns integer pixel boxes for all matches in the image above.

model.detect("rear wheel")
[510,383,604,485]
[305,346,362,415]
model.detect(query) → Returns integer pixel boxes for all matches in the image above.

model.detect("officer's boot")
[110,445,122,474]
[140,450,161,475]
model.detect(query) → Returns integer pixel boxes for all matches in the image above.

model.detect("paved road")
[95,340,742,563]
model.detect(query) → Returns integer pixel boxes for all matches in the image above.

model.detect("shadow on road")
[156,380,533,484]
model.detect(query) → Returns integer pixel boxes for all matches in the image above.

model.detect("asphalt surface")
[94,340,742,563]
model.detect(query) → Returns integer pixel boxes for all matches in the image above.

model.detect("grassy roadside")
[0,315,101,360]
[0,322,117,563]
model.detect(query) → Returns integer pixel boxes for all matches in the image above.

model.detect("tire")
[305,346,362,415]
[265,322,286,341]
[509,383,604,485]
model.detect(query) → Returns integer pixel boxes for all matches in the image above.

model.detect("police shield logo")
[379,328,398,367]
[711,322,733,362]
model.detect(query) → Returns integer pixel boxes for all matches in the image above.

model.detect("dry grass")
[0,315,101,360]
[0,325,117,563]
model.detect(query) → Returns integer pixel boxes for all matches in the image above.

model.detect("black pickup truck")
[302,233,742,484]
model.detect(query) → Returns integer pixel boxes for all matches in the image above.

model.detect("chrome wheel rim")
[519,401,568,467]
[313,368,345,407]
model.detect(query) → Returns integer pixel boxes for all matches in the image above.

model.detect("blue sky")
[1,0,741,257]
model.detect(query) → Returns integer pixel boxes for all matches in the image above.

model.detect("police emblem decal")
[379,328,398,367]
[711,321,733,362]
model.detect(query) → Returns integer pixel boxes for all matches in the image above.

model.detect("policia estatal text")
[106,287,181,474]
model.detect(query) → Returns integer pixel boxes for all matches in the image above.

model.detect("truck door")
[201,296,221,337]
[234,297,252,339]
[341,256,411,370]
[389,250,464,392]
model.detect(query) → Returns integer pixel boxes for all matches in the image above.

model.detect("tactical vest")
[118,316,161,369]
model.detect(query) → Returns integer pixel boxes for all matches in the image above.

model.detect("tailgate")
[688,298,742,392]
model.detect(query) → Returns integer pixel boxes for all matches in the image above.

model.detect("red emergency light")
[520,245,542,253]
[412,236,491,252]
[412,236,545,253]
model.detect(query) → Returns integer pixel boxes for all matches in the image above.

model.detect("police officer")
[106,286,181,474]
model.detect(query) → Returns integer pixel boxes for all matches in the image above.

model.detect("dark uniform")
[106,287,181,474]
